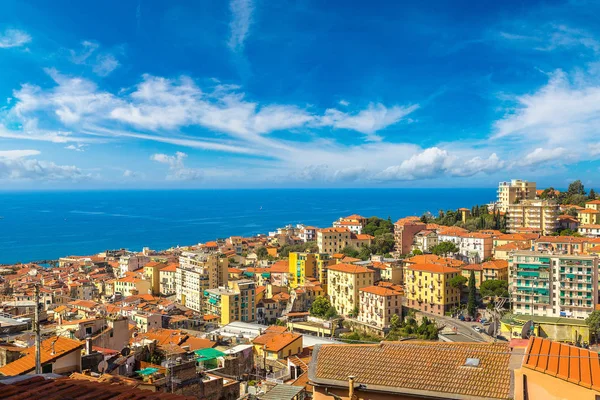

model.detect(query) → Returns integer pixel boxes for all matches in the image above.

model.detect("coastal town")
[1,179,600,399]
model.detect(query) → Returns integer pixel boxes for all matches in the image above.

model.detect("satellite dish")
[521,320,534,339]
[98,360,108,373]
[121,347,131,356]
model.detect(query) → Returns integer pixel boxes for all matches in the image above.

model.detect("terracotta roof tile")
[359,285,402,297]
[408,263,461,274]
[0,376,195,399]
[310,341,511,399]
[328,263,373,274]
[523,337,600,389]
[0,336,83,376]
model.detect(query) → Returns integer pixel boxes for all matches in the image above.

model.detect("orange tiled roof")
[320,227,351,233]
[404,254,464,267]
[310,341,511,399]
[0,337,83,376]
[160,263,178,272]
[536,236,588,244]
[0,376,196,399]
[523,337,600,391]
[580,224,600,229]
[253,332,302,352]
[461,264,483,271]
[482,260,508,270]
[359,285,402,297]
[269,260,289,273]
[328,263,373,274]
[578,209,600,214]
[494,242,531,251]
[355,234,374,240]
[394,216,423,226]
[408,263,460,274]
[587,200,600,205]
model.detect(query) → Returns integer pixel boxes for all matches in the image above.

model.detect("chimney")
[348,375,355,399]
[85,336,93,355]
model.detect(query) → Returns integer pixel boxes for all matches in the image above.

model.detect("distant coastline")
[0,188,495,264]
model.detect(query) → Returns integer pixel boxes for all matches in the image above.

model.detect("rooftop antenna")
[29,269,41,374]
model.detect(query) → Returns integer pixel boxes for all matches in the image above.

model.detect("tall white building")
[497,179,536,212]
[175,252,228,312]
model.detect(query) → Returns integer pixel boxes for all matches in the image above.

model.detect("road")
[420,311,488,342]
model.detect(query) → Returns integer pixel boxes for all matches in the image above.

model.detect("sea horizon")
[0,188,496,264]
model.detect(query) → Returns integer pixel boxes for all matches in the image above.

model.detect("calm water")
[0,188,495,264]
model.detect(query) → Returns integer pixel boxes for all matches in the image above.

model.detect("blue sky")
[1,0,599,189]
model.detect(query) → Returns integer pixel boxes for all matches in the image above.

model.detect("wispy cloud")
[151,151,202,180]
[68,41,120,76]
[65,144,87,152]
[0,149,85,181]
[228,0,254,52]
[0,29,31,49]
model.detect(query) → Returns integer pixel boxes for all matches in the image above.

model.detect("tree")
[390,314,401,330]
[568,180,586,196]
[431,241,459,257]
[341,246,359,258]
[479,280,508,299]
[467,270,477,317]
[412,249,423,256]
[310,296,332,318]
[256,247,269,260]
[358,245,372,261]
[586,310,600,344]
[448,275,468,290]
[540,187,558,200]
[590,189,597,200]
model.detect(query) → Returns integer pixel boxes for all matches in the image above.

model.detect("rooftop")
[309,341,511,400]
[522,337,600,390]
[328,263,373,274]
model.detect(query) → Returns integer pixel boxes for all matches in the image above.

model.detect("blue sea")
[0,189,495,264]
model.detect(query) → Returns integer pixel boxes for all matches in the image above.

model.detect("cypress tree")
[467,270,477,317]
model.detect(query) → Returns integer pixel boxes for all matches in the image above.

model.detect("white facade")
[118,254,150,278]
[579,225,600,238]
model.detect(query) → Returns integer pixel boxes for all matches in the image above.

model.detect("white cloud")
[0,150,85,181]
[93,54,120,76]
[519,147,568,167]
[339,100,349,106]
[69,41,120,76]
[123,169,143,179]
[0,29,31,49]
[151,151,202,181]
[376,147,504,181]
[0,150,41,159]
[228,0,254,52]
[493,69,600,152]
[65,144,87,152]
[320,103,419,141]
[498,24,600,53]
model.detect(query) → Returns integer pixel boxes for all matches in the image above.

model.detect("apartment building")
[299,225,318,242]
[357,286,402,331]
[411,230,438,253]
[332,214,367,234]
[143,261,163,295]
[509,251,599,319]
[159,263,177,296]
[118,254,150,277]
[507,200,560,235]
[394,217,426,255]
[404,263,461,315]
[175,252,229,312]
[482,259,509,281]
[113,276,152,297]
[203,287,241,325]
[497,179,536,212]
[228,279,256,323]
[534,236,588,255]
[327,263,374,316]
[317,228,373,254]
[461,264,483,288]
[288,252,333,288]
[577,208,600,225]
[579,224,600,238]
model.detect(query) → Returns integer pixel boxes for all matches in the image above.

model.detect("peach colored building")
[394,217,426,255]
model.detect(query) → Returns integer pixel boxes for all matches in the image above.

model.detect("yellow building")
[461,264,483,288]
[585,199,600,211]
[405,263,461,316]
[482,259,508,281]
[507,199,560,235]
[497,179,536,212]
[327,263,374,316]
[288,252,333,288]
[114,276,152,297]
[228,279,256,322]
[143,261,164,295]
[203,287,241,326]
[252,328,303,361]
[500,314,590,343]
[317,228,373,255]
[577,208,600,225]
